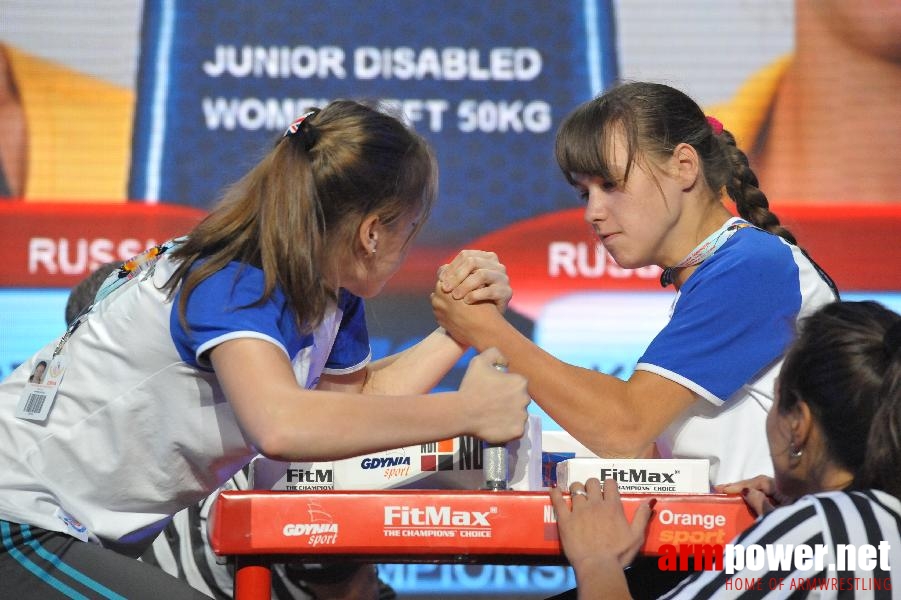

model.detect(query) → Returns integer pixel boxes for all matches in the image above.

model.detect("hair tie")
[706,115,724,136]
[884,321,901,357]
[284,110,320,151]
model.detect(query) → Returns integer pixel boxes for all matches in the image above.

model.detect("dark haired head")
[554,81,796,244]
[777,301,901,498]
[166,99,437,332]
[65,262,121,324]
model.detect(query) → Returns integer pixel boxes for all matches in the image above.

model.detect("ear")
[788,399,814,447]
[357,214,380,255]
[671,142,700,191]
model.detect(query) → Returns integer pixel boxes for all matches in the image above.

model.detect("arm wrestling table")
[209,490,755,600]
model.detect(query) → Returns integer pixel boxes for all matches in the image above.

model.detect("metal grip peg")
[483,360,510,491]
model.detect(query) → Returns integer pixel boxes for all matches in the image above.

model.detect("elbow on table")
[584,424,657,459]
[249,425,308,462]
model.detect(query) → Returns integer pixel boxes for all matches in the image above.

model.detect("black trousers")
[0,520,210,599]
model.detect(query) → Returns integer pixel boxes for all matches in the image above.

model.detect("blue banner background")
[128,0,618,247]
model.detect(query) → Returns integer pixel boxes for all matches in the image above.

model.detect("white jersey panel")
[637,226,836,485]
[0,252,369,554]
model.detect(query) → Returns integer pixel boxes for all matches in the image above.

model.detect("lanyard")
[660,218,752,287]
[26,240,180,424]
[53,239,180,357]
[93,240,180,305]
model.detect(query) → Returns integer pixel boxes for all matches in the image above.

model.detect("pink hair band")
[706,115,724,136]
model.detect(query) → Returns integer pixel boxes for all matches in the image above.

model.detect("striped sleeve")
[660,490,901,599]
[140,469,251,599]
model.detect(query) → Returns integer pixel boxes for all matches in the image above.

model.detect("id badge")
[16,355,69,422]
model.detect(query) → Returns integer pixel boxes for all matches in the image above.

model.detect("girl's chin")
[603,251,644,271]
[600,243,639,270]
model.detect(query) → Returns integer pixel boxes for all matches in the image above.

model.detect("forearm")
[214,335,531,463]
[255,388,472,461]
[466,313,655,456]
[363,327,467,394]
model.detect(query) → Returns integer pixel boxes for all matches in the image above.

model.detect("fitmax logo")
[599,468,676,484]
[384,505,493,527]
[286,468,333,483]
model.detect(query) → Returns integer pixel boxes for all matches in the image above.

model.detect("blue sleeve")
[324,290,371,373]
[170,263,302,369]
[637,231,801,403]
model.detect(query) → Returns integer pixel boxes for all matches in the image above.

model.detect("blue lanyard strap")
[93,239,180,305]
[54,239,181,357]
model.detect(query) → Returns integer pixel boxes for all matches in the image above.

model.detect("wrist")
[469,309,508,350]
[436,326,469,353]
[571,552,620,574]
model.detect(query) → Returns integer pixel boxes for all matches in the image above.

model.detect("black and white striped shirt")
[661,489,901,599]
[140,469,270,599]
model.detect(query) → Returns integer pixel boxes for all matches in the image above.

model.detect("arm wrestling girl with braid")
[433,81,839,597]
[434,81,837,486]
[432,82,838,597]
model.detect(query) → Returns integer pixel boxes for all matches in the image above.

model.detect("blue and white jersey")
[636,221,836,485]
[169,259,370,386]
[0,249,370,554]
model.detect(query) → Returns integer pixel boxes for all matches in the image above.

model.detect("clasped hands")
[432,249,509,346]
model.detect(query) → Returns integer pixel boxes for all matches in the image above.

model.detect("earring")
[789,442,803,462]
